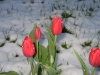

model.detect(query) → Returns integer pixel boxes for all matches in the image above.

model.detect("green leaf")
[29,24,37,43]
[45,32,56,67]
[29,24,38,62]
[39,44,49,65]
[33,63,40,75]
[47,25,54,41]
[0,71,19,75]
[42,69,48,75]
[74,50,89,75]
[38,43,42,62]
[57,63,62,67]
[56,69,62,75]
[45,66,57,75]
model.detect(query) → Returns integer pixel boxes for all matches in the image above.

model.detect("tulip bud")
[51,15,62,35]
[89,48,100,67]
[34,26,41,40]
[22,36,35,57]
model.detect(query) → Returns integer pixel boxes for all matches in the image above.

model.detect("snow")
[0,0,100,75]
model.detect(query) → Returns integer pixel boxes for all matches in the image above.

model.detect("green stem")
[91,67,95,75]
[36,40,39,61]
[30,57,34,75]
[54,35,57,69]
[54,35,57,46]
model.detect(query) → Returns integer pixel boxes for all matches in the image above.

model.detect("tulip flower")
[34,26,41,40]
[89,48,100,67]
[51,15,62,46]
[51,15,62,35]
[34,26,41,61]
[22,36,35,57]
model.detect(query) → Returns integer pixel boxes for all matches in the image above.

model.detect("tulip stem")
[54,35,57,69]
[91,67,95,75]
[30,57,34,75]
[54,35,57,46]
[36,40,39,61]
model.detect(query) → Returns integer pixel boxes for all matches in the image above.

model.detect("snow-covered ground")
[0,0,100,75]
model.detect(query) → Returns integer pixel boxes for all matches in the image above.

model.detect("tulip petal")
[34,26,41,40]
[51,15,62,35]
[22,36,35,57]
[89,48,100,67]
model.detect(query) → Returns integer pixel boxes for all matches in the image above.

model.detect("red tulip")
[34,26,41,40]
[89,48,100,67]
[22,36,35,57]
[51,15,62,35]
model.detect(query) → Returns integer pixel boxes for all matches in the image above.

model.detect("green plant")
[77,0,84,1]
[61,42,72,49]
[20,15,63,75]
[89,7,94,11]
[61,11,72,19]
[22,0,26,4]
[86,11,93,17]
[74,50,89,75]
[0,42,5,47]
[81,40,92,47]
[41,0,44,3]
[0,71,19,75]
[74,49,98,75]
[30,0,34,3]
[3,30,10,41]
[62,26,74,34]
[98,31,100,34]
[15,54,19,57]
[93,0,96,3]
[27,25,59,75]
[94,36,100,47]
[6,9,11,14]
